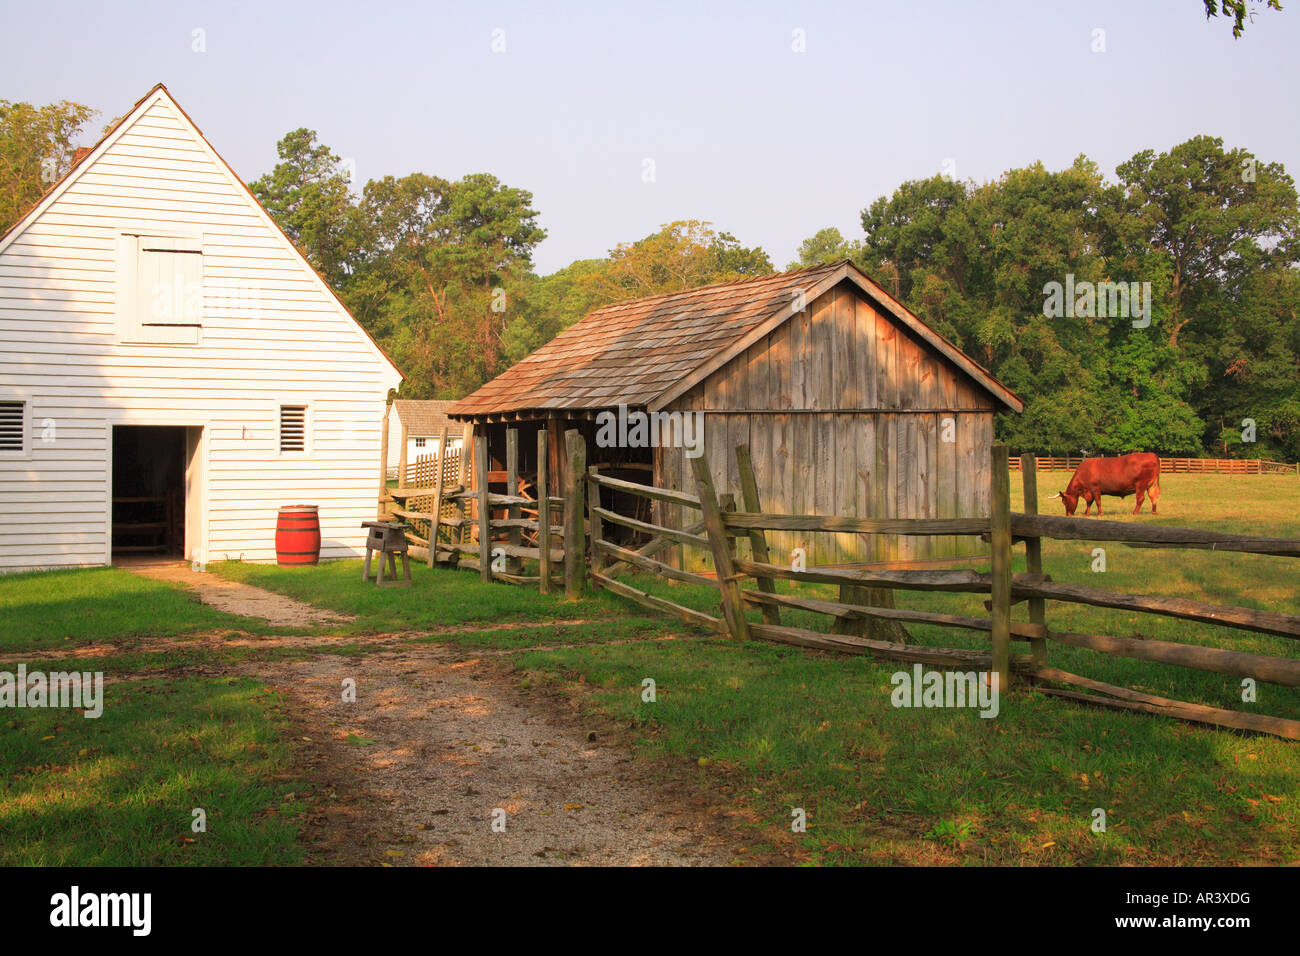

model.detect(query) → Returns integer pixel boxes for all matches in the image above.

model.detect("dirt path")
[126,561,354,628]
[243,641,753,866]
[67,566,775,866]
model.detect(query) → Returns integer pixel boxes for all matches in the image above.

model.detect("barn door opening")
[111,425,191,561]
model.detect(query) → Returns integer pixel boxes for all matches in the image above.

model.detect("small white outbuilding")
[385,399,463,478]
[0,84,403,571]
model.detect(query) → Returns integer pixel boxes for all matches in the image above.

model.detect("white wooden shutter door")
[137,236,202,344]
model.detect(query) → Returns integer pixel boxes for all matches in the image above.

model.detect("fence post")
[476,432,491,582]
[456,424,471,550]
[506,426,521,573]
[398,419,410,488]
[1021,453,1047,669]
[587,465,604,584]
[563,428,586,599]
[689,452,751,640]
[537,429,551,594]
[991,442,1012,689]
[428,425,449,568]
[734,443,780,625]
[378,403,392,517]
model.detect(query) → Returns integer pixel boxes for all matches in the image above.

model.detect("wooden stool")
[362,521,411,587]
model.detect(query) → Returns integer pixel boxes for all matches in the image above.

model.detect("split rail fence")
[381,424,1300,740]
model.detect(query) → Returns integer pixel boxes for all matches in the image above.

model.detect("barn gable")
[0,84,402,570]
[449,260,1020,419]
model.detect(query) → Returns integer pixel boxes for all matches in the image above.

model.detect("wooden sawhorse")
[362,521,412,587]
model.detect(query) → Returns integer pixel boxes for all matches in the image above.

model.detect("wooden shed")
[448,260,1022,569]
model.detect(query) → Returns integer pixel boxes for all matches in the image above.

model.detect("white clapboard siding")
[0,86,402,571]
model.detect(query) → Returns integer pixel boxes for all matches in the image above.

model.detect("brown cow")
[1051,453,1162,516]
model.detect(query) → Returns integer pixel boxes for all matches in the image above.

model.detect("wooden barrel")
[275,505,320,566]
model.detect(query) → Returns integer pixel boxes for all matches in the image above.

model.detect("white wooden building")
[385,400,462,478]
[0,84,403,571]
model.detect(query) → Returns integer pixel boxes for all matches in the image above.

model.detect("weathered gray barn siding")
[654,285,995,569]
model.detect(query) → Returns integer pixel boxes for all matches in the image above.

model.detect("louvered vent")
[0,401,23,451]
[279,405,307,453]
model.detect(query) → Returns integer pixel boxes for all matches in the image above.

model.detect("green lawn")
[0,675,304,866]
[210,557,657,635]
[0,566,267,652]
[1,471,1296,866]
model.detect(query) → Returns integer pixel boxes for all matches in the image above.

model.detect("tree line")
[3,98,1297,459]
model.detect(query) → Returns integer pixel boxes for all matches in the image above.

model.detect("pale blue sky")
[2,0,1297,273]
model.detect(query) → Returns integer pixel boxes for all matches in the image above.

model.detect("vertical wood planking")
[506,426,521,572]
[1021,453,1047,666]
[587,464,604,582]
[875,413,894,563]
[990,442,1012,688]
[428,425,449,567]
[689,452,750,640]
[537,428,551,593]
[475,432,490,582]
[377,404,391,512]
[916,412,935,561]
[855,411,875,563]
[398,421,410,487]
[563,428,586,598]
[735,442,779,625]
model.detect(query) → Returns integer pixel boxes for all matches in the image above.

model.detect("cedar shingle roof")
[449,260,1022,418]
[393,400,458,436]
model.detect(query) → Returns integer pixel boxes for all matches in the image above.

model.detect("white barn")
[0,84,403,571]
[385,399,462,478]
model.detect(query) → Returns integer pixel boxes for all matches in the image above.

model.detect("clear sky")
[2,0,1297,273]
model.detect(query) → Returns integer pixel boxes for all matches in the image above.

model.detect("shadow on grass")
[0,675,304,866]
[0,567,268,652]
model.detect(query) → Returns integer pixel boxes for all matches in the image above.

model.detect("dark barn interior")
[111,425,187,557]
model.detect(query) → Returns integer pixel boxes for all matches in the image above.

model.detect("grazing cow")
[1051,453,1162,516]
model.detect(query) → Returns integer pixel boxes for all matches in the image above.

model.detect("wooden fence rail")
[591,441,1300,740]
[381,423,1300,739]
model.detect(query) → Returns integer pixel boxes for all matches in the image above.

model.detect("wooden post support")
[455,424,471,548]
[990,442,1012,689]
[428,425,449,568]
[735,443,780,625]
[1021,453,1047,668]
[476,431,491,582]
[587,465,604,583]
[378,402,391,516]
[506,426,521,573]
[689,452,751,640]
[563,429,586,599]
[537,429,551,594]
[397,420,410,488]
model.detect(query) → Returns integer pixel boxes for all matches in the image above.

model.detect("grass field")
[0,566,272,652]
[1,472,1295,865]
[0,676,305,866]
[208,471,1300,864]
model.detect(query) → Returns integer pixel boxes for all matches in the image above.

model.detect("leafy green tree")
[1203,0,1283,37]
[789,227,860,269]
[581,220,773,302]
[347,172,545,396]
[1116,135,1299,348]
[0,99,97,233]
[248,129,361,289]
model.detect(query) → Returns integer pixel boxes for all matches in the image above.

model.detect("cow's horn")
[1049,492,1062,499]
